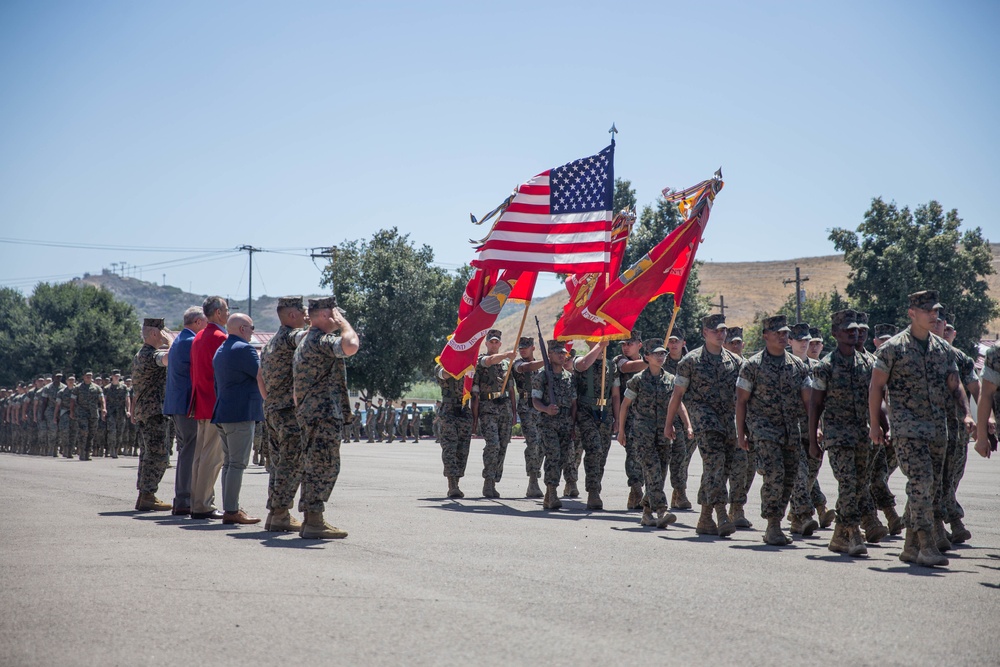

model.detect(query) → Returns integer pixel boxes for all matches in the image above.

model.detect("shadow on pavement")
[866,565,959,577]
[729,543,804,552]
[656,533,736,543]
[805,554,866,564]
[420,499,637,524]
[226,530,327,549]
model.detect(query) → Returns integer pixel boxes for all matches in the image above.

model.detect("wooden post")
[499,300,531,395]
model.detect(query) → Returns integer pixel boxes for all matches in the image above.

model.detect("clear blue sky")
[1,1,997,301]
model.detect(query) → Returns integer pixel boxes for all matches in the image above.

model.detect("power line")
[0,237,234,253]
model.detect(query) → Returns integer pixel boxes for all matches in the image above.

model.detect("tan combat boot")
[447,477,462,499]
[790,513,818,537]
[671,488,692,510]
[816,503,836,529]
[483,479,499,499]
[898,528,918,563]
[525,475,543,499]
[881,505,904,535]
[716,504,736,537]
[299,511,348,539]
[696,505,718,535]
[860,513,889,543]
[847,525,868,557]
[586,490,603,510]
[640,507,656,527]
[827,523,849,553]
[656,507,678,529]
[950,518,971,544]
[626,483,643,511]
[729,503,753,529]
[563,480,579,498]
[916,529,949,567]
[267,508,302,533]
[135,492,171,512]
[543,484,562,510]
[763,518,792,546]
[934,520,952,552]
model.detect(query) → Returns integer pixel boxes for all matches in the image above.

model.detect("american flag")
[472,143,615,274]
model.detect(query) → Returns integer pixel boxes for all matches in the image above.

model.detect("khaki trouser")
[191,419,224,513]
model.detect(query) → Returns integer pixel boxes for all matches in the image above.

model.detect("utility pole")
[239,245,261,318]
[709,294,727,317]
[782,266,810,324]
[110,262,118,276]
[162,273,166,287]
[310,246,337,291]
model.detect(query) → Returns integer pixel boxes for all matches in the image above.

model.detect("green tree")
[0,288,36,386]
[829,198,997,354]
[321,228,463,401]
[741,290,845,356]
[613,177,637,216]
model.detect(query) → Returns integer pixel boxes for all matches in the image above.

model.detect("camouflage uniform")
[812,347,876,525]
[72,380,104,460]
[104,381,129,457]
[56,384,75,457]
[613,350,644,488]
[351,407,363,442]
[942,342,977,523]
[574,354,615,494]
[738,349,810,520]
[40,380,63,457]
[674,346,742,507]
[624,366,676,511]
[513,356,543,478]
[473,355,513,484]
[293,325,349,514]
[437,369,472,478]
[533,364,577,488]
[261,323,306,512]
[983,344,1000,423]
[664,352,695,494]
[132,342,169,493]
[790,355,825,517]
[873,326,957,532]
[365,405,377,442]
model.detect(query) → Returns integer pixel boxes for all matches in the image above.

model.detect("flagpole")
[597,268,610,412]
[499,299,531,395]
[664,305,680,342]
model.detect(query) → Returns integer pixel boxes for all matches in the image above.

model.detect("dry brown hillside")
[493,243,1000,343]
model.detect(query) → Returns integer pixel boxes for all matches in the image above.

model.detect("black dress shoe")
[189,510,224,520]
[171,507,191,516]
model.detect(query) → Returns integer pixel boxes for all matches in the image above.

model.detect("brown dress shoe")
[222,510,261,525]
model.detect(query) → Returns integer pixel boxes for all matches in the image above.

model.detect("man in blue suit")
[163,306,207,515]
[212,313,266,525]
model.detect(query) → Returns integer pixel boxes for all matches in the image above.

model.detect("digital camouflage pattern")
[574,358,614,493]
[513,358,542,477]
[533,367,576,487]
[476,355,513,483]
[298,418,343,513]
[136,414,169,493]
[827,443,875,525]
[625,368,676,511]
[811,348,873,449]
[104,382,128,455]
[942,343,977,522]
[613,352,645,487]
[437,370,472,478]
[663,354,694,492]
[262,325,305,413]
[737,350,810,442]
[131,345,168,422]
[266,407,304,510]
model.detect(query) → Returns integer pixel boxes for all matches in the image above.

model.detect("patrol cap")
[855,312,869,329]
[278,296,304,310]
[762,315,791,333]
[621,329,641,343]
[83,370,93,376]
[908,290,943,311]
[702,313,727,330]
[667,328,684,341]
[831,309,859,331]
[518,336,534,349]
[547,339,567,353]
[36,375,45,382]
[873,323,896,339]
[125,377,132,382]
[487,329,502,342]
[143,318,165,329]
[66,375,75,381]
[809,327,823,342]
[789,322,811,341]
[944,313,956,331]
[308,296,337,311]
[643,338,667,355]
[111,369,121,376]
[94,376,103,382]
[725,326,744,343]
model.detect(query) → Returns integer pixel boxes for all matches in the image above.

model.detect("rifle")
[535,316,555,407]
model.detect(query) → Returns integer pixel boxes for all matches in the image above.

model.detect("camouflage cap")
[667,328,684,341]
[762,315,791,333]
[143,318,165,329]
[487,329,502,341]
[547,339,567,353]
[944,313,956,331]
[622,329,641,343]
[702,313,727,330]
[725,326,744,343]
[908,290,943,311]
[83,370,93,376]
[831,309,859,331]
[308,296,337,311]
[789,322,811,341]
[111,369,121,376]
[643,338,667,355]
[855,312,869,329]
[809,327,823,341]
[278,296,304,309]
[125,377,132,382]
[66,375,75,381]
[873,323,896,339]
[518,336,534,349]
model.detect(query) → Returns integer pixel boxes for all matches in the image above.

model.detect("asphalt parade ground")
[2,438,999,666]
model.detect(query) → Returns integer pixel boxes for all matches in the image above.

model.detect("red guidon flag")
[437,269,537,379]
[471,144,615,274]
[553,172,723,341]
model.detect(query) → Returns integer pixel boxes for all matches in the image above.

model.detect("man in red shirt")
[189,296,230,519]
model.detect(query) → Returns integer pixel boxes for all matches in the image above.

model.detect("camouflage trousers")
[942,422,968,523]
[575,410,613,493]
[77,415,99,458]
[623,411,643,487]
[539,413,573,487]
[365,420,376,442]
[696,429,738,507]
[518,407,543,477]
[297,416,343,514]
[755,435,798,520]
[107,412,127,455]
[479,408,512,483]
[439,413,472,478]
[563,428,582,484]
[136,415,169,494]
[894,436,947,532]
[869,443,898,509]
[729,440,753,506]
[267,408,305,511]
[790,437,827,516]
[351,418,362,442]
[40,417,56,456]
[57,417,76,457]
[827,441,875,525]
[633,420,671,512]
[667,424,695,491]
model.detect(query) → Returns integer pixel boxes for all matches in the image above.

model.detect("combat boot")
[816,503,836,529]
[626,483,643,511]
[949,518,971,544]
[563,480,579,498]
[915,529,948,567]
[299,511,348,539]
[670,488,692,510]
[716,504,736,537]
[639,507,656,526]
[482,479,499,499]
[827,523,849,554]
[881,505,904,535]
[729,503,753,529]
[790,513,818,537]
[695,505,718,535]
[447,477,463,499]
[860,513,889,543]
[135,492,171,512]
[934,520,952,552]
[543,484,562,510]
[847,525,868,557]
[267,508,302,532]
[586,490,603,510]
[898,528,918,563]
[656,507,677,529]
[763,518,792,546]
[525,475,543,499]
